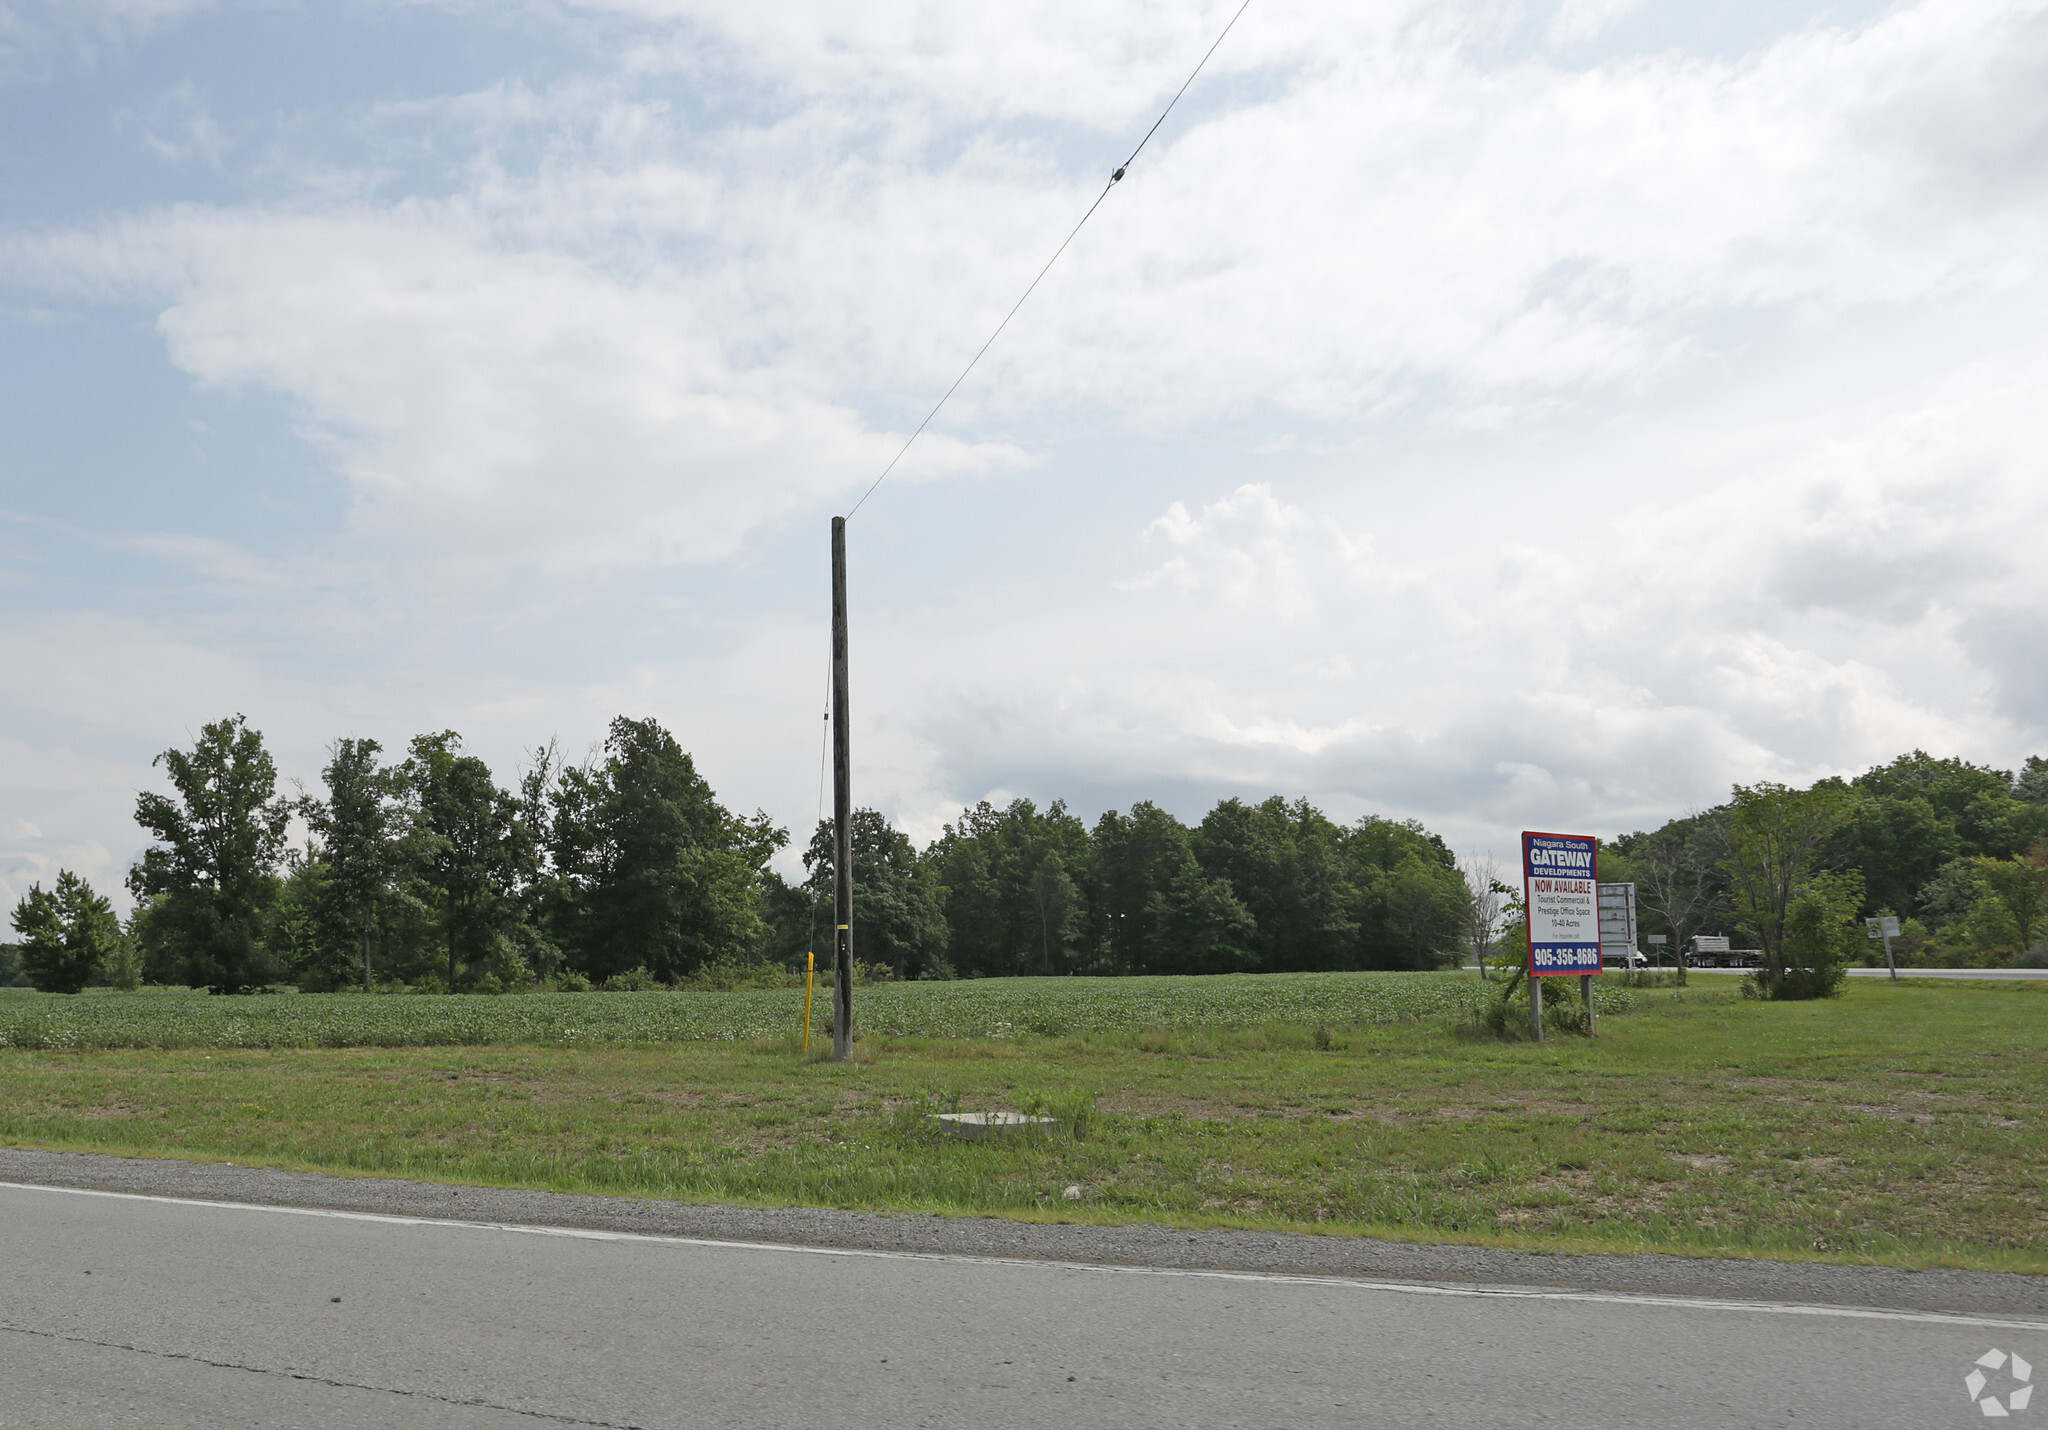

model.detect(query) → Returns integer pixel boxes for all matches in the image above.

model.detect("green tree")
[925,799,1095,977]
[1974,852,2039,950]
[802,809,949,979]
[1839,794,1959,919]
[1613,815,1728,972]
[128,715,290,992]
[1091,803,1254,975]
[402,731,532,989]
[1194,797,1356,972]
[549,717,780,982]
[267,854,325,982]
[2016,756,2048,806]
[1758,871,1861,999]
[754,867,816,969]
[10,871,121,993]
[1719,779,1856,985]
[1340,817,1468,970]
[302,737,400,991]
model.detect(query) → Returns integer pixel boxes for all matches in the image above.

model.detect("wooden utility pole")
[831,517,854,1062]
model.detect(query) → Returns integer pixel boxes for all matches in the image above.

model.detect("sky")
[4,0,2047,911]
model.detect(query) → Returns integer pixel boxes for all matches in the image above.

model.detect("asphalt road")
[1844,966,2048,980]
[3,1180,2043,1430]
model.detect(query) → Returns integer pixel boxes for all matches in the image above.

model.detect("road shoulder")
[4,1145,2043,1318]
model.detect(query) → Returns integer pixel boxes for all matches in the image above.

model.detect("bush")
[679,958,800,992]
[1458,975,1620,1040]
[1748,886,1853,1000]
[603,966,665,992]
[553,970,593,992]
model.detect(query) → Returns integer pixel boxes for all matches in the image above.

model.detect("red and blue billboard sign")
[1522,831,1600,976]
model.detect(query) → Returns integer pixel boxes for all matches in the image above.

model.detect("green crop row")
[0,973,1634,1050]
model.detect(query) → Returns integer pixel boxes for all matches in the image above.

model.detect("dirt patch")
[1100,1095,1257,1122]
[1671,1153,1731,1172]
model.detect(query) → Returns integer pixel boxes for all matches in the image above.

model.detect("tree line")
[7,714,1472,993]
[1599,750,2048,991]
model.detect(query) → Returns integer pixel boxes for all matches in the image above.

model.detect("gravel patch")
[4,1146,2043,1318]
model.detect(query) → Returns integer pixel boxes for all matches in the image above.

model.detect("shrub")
[1748,886,1853,1000]
[603,966,664,992]
[679,958,799,992]
[1458,973,1626,1040]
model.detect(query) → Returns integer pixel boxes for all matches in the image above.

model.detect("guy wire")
[844,0,1255,520]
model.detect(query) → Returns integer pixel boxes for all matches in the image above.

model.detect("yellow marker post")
[802,951,815,1053]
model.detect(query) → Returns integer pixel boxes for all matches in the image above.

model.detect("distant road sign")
[1865,916,1901,939]
[1523,832,1601,976]
[1598,882,1638,966]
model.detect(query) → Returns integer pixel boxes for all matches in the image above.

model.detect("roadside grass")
[0,975,2041,1274]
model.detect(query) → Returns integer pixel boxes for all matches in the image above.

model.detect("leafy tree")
[1976,852,2048,953]
[1340,817,1467,970]
[1719,780,1856,984]
[754,867,817,969]
[128,715,291,992]
[402,731,532,989]
[1091,802,1254,975]
[801,809,949,979]
[1933,853,2048,961]
[10,871,121,993]
[1195,798,1356,972]
[1918,856,1989,927]
[1838,794,1959,920]
[1755,871,1860,999]
[548,717,780,982]
[301,737,401,991]
[267,853,325,982]
[1613,815,1728,969]
[2017,756,2048,807]
[925,799,1095,977]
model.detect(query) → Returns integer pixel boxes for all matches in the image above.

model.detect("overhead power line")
[845,0,1256,519]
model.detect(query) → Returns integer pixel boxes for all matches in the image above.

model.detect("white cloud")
[15,0,2044,565]
[3,0,2047,875]
[871,313,2048,849]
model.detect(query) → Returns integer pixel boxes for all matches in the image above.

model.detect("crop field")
[0,971,1630,1050]
[2,975,2040,1272]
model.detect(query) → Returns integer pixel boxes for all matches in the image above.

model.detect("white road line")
[7,1178,2046,1334]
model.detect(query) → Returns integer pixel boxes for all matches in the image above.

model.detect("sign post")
[1522,832,1601,1040]
[1865,916,1901,981]
[1647,932,1667,971]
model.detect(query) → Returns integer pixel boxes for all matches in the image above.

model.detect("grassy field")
[0,974,2041,1273]
[0,971,1576,1049]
